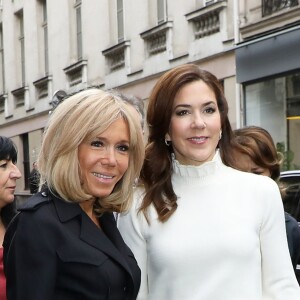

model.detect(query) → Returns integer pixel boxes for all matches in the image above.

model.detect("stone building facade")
[0,0,299,196]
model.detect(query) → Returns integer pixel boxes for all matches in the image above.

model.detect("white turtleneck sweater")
[118,151,300,300]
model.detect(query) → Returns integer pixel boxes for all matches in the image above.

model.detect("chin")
[4,197,15,204]
[95,190,114,198]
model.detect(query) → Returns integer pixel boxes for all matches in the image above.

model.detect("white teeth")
[190,137,206,141]
[92,173,113,179]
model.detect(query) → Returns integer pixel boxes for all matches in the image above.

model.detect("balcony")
[102,41,130,73]
[186,1,227,39]
[63,59,87,88]
[140,21,173,58]
[33,75,52,100]
[262,0,299,17]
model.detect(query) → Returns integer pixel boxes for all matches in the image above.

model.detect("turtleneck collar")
[171,149,222,178]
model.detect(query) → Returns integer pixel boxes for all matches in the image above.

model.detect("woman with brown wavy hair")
[233,125,300,276]
[118,64,300,299]
[140,64,235,222]
[233,126,282,180]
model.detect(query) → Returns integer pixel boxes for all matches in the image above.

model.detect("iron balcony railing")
[262,0,299,16]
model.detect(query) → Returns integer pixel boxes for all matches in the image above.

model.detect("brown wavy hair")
[139,64,235,222]
[233,126,282,181]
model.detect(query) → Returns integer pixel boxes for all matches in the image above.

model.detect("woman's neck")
[0,217,5,247]
[79,200,101,228]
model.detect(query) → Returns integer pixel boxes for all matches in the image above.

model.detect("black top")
[3,191,141,300]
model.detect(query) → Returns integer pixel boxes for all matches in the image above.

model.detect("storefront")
[236,25,300,170]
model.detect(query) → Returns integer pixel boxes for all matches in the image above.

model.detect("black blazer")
[3,191,140,300]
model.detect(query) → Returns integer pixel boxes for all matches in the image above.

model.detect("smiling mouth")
[92,172,114,179]
[188,137,207,142]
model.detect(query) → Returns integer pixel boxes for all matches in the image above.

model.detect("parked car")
[279,170,300,222]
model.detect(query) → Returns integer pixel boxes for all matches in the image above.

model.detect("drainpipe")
[233,0,242,129]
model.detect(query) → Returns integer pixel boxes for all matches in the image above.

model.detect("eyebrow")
[94,136,130,144]
[174,101,216,110]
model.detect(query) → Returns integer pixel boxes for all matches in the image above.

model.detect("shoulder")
[224,166,278,189]
[120,186,145,218]
[221,167,282,211]
[285,213,300,229]
[3,193,53,254]
[132,186,146,206]
[14,192,59,229]
[118,186,149,228]
[19,191,51,212]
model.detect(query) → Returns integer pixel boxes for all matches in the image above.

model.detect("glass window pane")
[245,73,300,171]
[157,0,166,24]
[117,0,124,42]
[76,6,82,59]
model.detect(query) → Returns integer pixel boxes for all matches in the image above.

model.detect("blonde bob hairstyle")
[38,88,145,214]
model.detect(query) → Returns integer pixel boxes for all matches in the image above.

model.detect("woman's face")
[0,159,22,208]
[234,152,271,177]
[78,118,130,199]
[166,80,221,166]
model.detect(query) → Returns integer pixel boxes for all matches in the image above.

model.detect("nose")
[100,148,117,167]
[10,164,22,179]
[191,112,206,129]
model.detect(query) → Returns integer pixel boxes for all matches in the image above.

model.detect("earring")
[219,131,222,140]
[165,139,171,146]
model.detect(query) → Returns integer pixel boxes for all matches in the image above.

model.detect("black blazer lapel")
[53,195,135,279]
[100,213,134,261]
[79,212,133,276]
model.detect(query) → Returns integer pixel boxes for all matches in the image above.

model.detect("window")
[157,0,167,24]
[244,72,300,171]
[75,0,82,59]
[17,11,25,86]
[0,95,5,114]
[42,0,49,74]
[117,0,124,42]
[0,23,5,93]
[37,0,49,75]
[22,133,30,190]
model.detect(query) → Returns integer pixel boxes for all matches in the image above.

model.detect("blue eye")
[91,140,103,147]
[117,145,129,152]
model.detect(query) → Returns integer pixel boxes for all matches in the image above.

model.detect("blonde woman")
[4,88,145,300]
